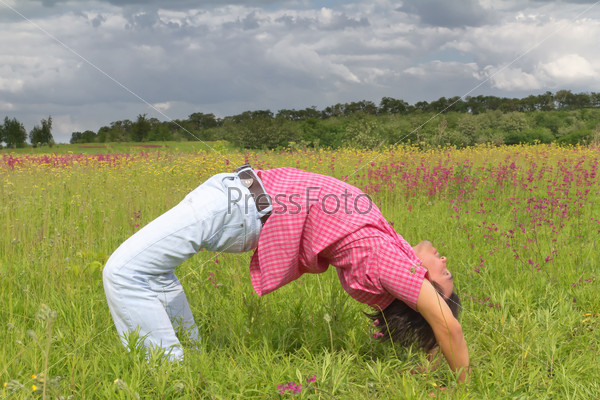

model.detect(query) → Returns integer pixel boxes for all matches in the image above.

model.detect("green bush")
[505,127,554,145]
[557,129,594,145]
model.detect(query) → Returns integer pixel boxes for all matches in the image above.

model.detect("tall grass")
[1,143,598,399]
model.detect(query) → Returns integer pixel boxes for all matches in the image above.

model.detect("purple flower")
[277,382,303,395]
[277,384,285,395]
[306,375,317,384]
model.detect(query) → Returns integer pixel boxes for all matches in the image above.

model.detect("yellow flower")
[32,384,37,391]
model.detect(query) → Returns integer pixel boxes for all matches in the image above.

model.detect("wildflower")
[372,332,384,339]
[306,375,317,384]
[373,319,379,326]
[277,382,303,395]
[114,379,129,391]
[277,384,286,395]
[35,304,57,322]
[207,272,218,288]
[4,380,24,392]
[173,381,185,393]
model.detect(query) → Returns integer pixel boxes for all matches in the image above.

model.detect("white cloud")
[152,102,172,112]
[482,65,543,91]
[539,54,597,82]
[0,75,25,93]
[0,101,16,111]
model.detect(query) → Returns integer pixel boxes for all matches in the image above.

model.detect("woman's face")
[414,241,454,298]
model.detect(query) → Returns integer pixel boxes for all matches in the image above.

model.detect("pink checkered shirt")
[249,168,428,311]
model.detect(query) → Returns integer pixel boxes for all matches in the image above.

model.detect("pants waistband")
[235,163,272,224]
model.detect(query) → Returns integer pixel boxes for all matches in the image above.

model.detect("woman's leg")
[102,173,262,360]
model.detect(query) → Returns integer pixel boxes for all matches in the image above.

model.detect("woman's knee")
[103,255,126,291]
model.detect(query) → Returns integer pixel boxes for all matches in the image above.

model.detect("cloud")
[539,54,597,82]
[33,0,300,10]
[2,0,600,144]
[152,101,172,113]
[398,0,492,28]
[482,66,543,91]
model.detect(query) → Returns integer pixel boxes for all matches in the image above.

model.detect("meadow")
[1,142,599,399]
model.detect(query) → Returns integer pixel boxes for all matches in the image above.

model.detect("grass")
[0,140,235,155]
[1,143,599,399]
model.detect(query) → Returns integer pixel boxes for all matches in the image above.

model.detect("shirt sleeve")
[378,246,429,311]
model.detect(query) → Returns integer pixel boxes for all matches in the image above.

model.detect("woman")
[103,164,469,382]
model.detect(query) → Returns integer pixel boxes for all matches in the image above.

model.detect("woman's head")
[413,241,454,298]
[366,241,460,351]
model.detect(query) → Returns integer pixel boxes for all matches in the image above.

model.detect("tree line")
[0,116,54,149]
[2,90,600,149]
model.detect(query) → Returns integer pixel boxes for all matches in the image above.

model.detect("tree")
[590,92,600,107]
[188,112,219,130]
[457,114,480,144]
[276,107,320,121]
[321,104,345,118]
[500,112,528,133]
[70,130,97,144]
[148,123,173,141]
[29,116,54,147]
[414,101,429,112]
[555,90,576,110]
[107,120,132,142]
[378,97,409,115]
[537,91,555,111]
[9,118,27,148]
[131,114,151,142]
[343,100,377,116]
[70,131,82,144]
[429,97,452,113]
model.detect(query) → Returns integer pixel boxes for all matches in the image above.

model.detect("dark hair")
[366,281,461,352]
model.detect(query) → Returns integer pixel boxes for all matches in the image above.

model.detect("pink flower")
[306,375,316,384]
[277,382,303,395]
[277,384,285,395]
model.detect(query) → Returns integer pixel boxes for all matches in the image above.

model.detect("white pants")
[102,172,268,360]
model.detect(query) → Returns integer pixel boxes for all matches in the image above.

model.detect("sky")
[1,0,599,144]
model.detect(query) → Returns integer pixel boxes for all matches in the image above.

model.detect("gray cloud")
[35,0,296,9]
[530,0,600,3]
[398,0,492,28]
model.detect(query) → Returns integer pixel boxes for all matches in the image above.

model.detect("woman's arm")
[416,280,470,382]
